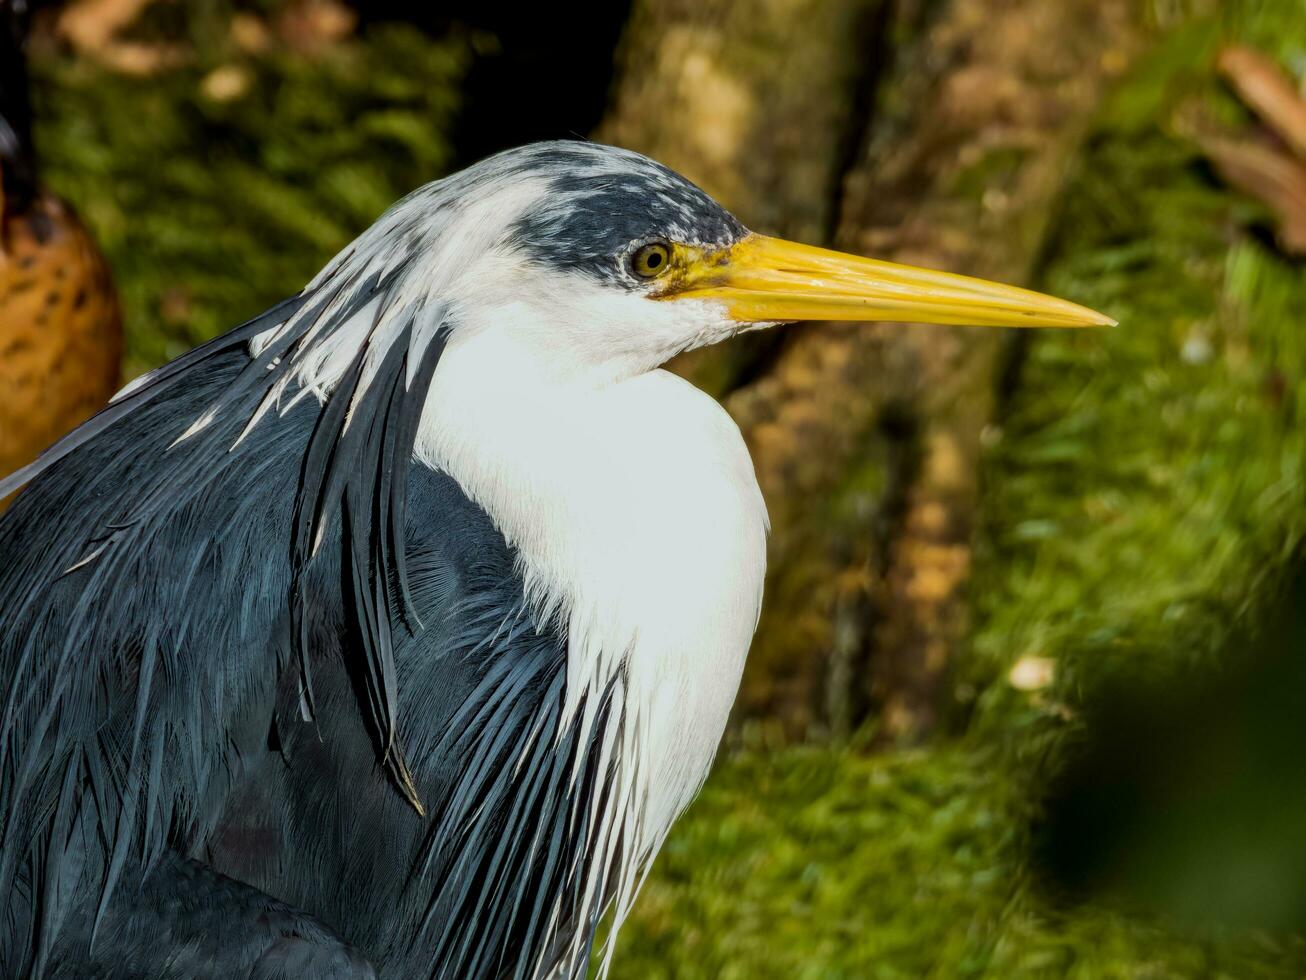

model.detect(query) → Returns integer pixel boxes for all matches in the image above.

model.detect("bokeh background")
[4,0,1306,975]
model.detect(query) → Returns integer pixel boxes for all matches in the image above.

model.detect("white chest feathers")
[414,329,769,850]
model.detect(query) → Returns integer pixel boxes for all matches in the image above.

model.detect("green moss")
[963,0,1306,750]
[617,746,1306,978]
[32,17,468,377]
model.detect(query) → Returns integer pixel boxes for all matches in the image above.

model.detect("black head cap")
[504,141,747,285]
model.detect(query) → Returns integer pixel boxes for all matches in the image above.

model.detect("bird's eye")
[630,241,672,279]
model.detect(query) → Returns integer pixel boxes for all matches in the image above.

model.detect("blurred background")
[3,0,1306,974]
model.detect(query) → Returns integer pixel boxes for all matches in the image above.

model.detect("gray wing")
[0,308,616,979]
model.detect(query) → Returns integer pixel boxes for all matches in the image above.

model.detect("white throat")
[413,319,768,945]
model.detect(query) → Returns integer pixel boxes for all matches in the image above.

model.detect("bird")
[0,0,121,507]
[0,140,1111,979]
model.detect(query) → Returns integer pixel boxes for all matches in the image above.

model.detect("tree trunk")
[600,0,1141,739]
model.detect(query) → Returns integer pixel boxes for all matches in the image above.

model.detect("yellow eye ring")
[630,241,672,279]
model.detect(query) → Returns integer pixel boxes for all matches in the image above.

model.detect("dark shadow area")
[1035,560,1306,932]
[0,0,38,213]
[351,1,633,166]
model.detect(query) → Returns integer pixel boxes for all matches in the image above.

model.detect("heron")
[0,141,1110,979]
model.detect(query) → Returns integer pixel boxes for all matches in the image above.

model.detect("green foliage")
[618,747,1306,978]
[32,19,467,376]
[965,0,1306,753]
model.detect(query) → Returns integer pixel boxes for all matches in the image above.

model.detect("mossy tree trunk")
[600,0,1140,739]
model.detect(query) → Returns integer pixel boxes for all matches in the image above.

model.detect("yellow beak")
[665,234,1115,328]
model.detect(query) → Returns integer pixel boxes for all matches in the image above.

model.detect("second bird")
[0,0,120,504]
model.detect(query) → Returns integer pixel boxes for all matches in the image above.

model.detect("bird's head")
[318,141,1113,388]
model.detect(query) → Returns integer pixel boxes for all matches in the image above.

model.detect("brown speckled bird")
[0,0,121,501]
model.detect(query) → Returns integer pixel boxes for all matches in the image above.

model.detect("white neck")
[413,323,768,955]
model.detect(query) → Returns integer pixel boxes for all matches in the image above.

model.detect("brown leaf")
[275,0,357,55]
[1201,134,1306,256]
[1218,45,1306,161]
[56,0,187,76]
[57,0,154,53]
